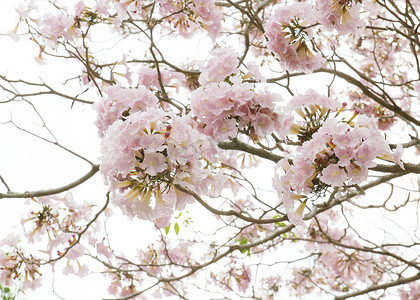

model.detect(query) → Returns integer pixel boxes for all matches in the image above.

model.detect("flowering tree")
[1,0,420,299]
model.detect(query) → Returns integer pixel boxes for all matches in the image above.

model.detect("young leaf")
[164,224,171,235]
[174,223,180,235]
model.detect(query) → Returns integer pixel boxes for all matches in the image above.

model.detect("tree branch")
[0,164,99,199]
[334,272,420,299]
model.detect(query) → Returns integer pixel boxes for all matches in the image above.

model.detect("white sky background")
[0,1,419,300]
[0,1,109,299]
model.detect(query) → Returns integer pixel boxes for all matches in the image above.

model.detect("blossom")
[74,1,85,17]
[16,0,38,19]
[99,107,225,221]
[286,89,342,113]
[191,0,223,39]
[319,164,347,186]
[265,3,325,73]
[273,92,404,226]
[37,13,78,45]
[399,280,420,300]
[198,48,239,85]
[93,84,160,137]
[95,0,111,15]
[139,152,167,176]
[245,61,265,82]
[137,67,183,90]
[317,0,364,34]
[191,78,291,141]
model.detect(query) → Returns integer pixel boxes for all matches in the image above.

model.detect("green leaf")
[174,223,180,235]
[276,221,287,228]
[235,237,251,257]
[164,224,171,235]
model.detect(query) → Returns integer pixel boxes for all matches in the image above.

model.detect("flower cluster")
[274,91,404,225]
[137,66,183,92]
[317,0,364,34]
[286,208,386,297]
[198,48,239,86]
[156,0,222,39]
[93,84,160,137]
[265,3,325,73]
[99,107,222,224]
[399,280,420,300]
[209,258,251,294]
[191,77,292,142]
[0,245,42,291]
[37,13,78,45]
[0,192,95,290]
[190,0,223,39]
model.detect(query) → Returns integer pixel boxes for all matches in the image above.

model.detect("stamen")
[334,102,347,117]
[346,109,359,124]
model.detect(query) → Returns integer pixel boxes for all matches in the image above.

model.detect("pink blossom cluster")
[285,209,383,297]
[399,280,420,300]
[156,0,222,39]
[0,234,41,289]
[209,258,251,294]
[198,48,239,86]
[289,246,373,297]
[29,194,93,271]
[190,0,223,39]
[0,192,97,290]
[349,91,397,130]
[137,66,184,91]
[191,77,293,141]
[317,0,364,34]
[22,194,92,245]
[36,13,79,46]
[99,107,223,224]
[106,239,196,297]
[93,84,160,137]
[274,91,404,225]
[264,3,325,73]
[0,247,42,290]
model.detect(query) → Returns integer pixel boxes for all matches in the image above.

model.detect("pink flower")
[334,147,354,167]
[16,0,38,19]
[204,118,238,141]
[67,243,85,260]
[137,67,182,90]
[346,162,369,184]
[253,114,274,137]
[199,48,239,85]
[320,164,347,187]
[246,61,265,82]
[399,281,420,300]
[265,3,325,73]
[140,134,166,154]
[93,84,159,137]
[95,0,111,15]
[191,79,289,141]
[191,0,222,39]
[74,1,85,17]
[317,0,364,34]
[286,90,341,113]
[354,138,382,168]
[37,13,77,44]
[139,152,167,176]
